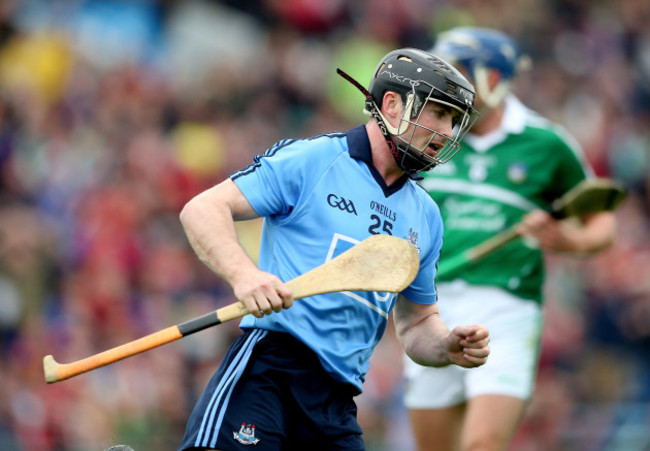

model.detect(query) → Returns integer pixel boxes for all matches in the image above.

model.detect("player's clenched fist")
[445,325,490,368]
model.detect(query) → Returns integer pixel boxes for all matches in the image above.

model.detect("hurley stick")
[44,234,419,383]
[437,178,626,279]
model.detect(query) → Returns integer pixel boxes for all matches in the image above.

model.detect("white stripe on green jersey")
[420,179,539,212]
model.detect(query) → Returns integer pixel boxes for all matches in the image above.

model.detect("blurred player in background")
[177,48,489,450]
[403,27,617,451]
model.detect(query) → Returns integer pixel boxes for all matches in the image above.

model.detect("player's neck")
[366,122,405,186]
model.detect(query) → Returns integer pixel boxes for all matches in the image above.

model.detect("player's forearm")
[393,298,453,367]
[401,318,454,367]
[562,211,616,254]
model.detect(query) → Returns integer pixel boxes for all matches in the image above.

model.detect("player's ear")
[381,91,403,124]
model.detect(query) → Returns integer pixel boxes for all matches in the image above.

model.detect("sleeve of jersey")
[230,139,328,219]
[547,126,595,198]
[400,200,443,305]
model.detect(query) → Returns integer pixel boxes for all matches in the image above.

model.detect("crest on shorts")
[233,423,260,445]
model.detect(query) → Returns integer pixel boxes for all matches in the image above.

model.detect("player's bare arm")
[179,179,293,317]
[393,295,490,368]
[517,210,616,254]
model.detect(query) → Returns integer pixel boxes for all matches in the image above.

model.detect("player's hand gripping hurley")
[437,178,626,279]
[43,235,419,384]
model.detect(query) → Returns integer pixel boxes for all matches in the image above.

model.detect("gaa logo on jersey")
[507,163,528,184]
[327,193,358,216]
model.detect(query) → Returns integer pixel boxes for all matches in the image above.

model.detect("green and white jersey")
[420,95,594,303]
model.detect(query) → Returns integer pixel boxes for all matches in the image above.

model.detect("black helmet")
[369,48,476,115]
[339,48,478,173]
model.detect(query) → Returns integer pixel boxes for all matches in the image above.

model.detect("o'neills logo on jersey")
[369,200,397,221]
[327,194,358,215]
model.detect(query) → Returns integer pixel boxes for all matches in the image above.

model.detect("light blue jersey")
[231,125,443,391]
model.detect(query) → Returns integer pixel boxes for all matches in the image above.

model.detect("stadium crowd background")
[0,0,648,450]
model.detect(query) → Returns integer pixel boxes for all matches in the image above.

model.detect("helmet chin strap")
[336,68,421,173]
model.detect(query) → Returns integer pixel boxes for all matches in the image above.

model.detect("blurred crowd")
[0,0,648,450]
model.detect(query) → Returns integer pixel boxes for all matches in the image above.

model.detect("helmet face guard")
[388,83,476,172]
[338,48,478,173]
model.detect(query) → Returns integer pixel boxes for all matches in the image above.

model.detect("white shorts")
[403,281,544,409]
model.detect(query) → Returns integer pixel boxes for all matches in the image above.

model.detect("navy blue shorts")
[178,328,365,450]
